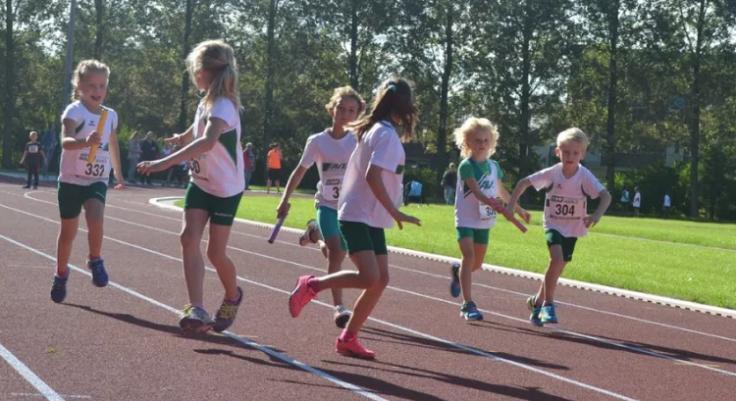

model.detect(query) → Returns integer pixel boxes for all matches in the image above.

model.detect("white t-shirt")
[633,191,641,208]
[454,158,503,229]
[528,163,605,238]
[663,194,671,208]
[299,129,357,210]
[190,97,244,198]
[338,121,405,228]
[59,101,119,186]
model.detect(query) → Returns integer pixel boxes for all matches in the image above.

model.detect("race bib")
[322,177,343,200]
[190,153,209,181]
[76,151,110,180]
[28,144,40,153]
[478,176,497,221]
[546,195,585,221]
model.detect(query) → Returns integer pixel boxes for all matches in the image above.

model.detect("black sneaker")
[50,274,69,303]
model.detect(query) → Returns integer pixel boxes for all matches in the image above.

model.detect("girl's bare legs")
[323,235,347,306]
[343,252,389,333]
[180,209,209,307]
[206,223,239,301]
[56,218,79,277]
[458,238,488,303]
[83,199,105,259]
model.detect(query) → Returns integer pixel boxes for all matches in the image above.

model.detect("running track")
[1,180,734,401]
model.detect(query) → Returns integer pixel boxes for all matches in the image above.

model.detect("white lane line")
[0,206,649,400]
[5,195,736,376]
[0,344,65,401]
[5,197,736,375]
[0,202,643,400]
[0,233,388,401]
[9,393,89,399]
[94,195,736,342]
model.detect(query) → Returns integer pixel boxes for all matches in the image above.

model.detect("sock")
[339,329,356,342]
[88,255,102,262]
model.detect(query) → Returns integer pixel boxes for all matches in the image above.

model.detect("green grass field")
[178,192,736,309]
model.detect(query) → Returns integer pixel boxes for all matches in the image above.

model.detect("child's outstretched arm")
[366,165,420,229]
[466,177,527,232]
[19,149,28,165]
[137,118,225,175]
[505,177,532,216]
[108,130,125,189]
[497,184,530,223]
[164,124,195,147]
[584,189,611,228]
[277,165,308,218]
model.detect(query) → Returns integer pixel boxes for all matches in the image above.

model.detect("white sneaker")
[333,305,352,329]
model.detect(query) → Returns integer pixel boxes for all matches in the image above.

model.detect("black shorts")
[545,229,578,262]
[57,181,107,219]
[184,183,242,226]
[267,168,281,182]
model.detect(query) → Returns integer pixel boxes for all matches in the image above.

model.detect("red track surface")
[1,180,734,401]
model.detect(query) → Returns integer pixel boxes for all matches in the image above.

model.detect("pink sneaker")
[336,337,376,360]
[289,275,317,317]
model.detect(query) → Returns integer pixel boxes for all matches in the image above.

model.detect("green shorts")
[316,206,347,250]
[545,229,578,262]
[184,183,242,226]
[57,181,107,219]
[456,227,490,245]
[339,220,387,256]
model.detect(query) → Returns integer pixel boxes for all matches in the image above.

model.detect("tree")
[2,0,15,168]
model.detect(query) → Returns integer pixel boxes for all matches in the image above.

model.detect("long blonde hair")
[71,59,110,100]
[453,117,499,158]
[186,39,241,110]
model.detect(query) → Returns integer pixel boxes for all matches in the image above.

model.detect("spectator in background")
[140,131,160,186]
[632,186,641,217]
[243,142,255,190]
[620,187,630,206]
[127,131,142,184]
[662,192,672,218]
[406,179,424,205]
[266,142,282,194]
[441,162,457,204]
[20,131,46,189]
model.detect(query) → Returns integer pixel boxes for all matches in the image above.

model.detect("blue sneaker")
[50,274,69,303]
[88,258,108,287]
[526,295,543,327]
[449,262,461,298]
[540,303,558,324]
[460,301,484,321]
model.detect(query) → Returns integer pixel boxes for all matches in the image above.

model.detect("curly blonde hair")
[453,117,499,158]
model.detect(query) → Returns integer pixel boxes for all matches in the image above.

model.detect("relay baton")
[268,215,286,243]
[87,108,108,163]
[487,198,527,233]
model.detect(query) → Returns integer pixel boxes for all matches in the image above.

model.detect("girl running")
[287,78,420,359]
[448,117,529,320]
[50,59,125,303]
[138,40,245,334]
[276,86,365,328]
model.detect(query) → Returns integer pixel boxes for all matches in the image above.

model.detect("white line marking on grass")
[0,202,645,400]
[0,344,65,401]
[0,234,389,401]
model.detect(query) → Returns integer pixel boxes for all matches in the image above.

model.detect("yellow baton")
[87,108,108,163]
